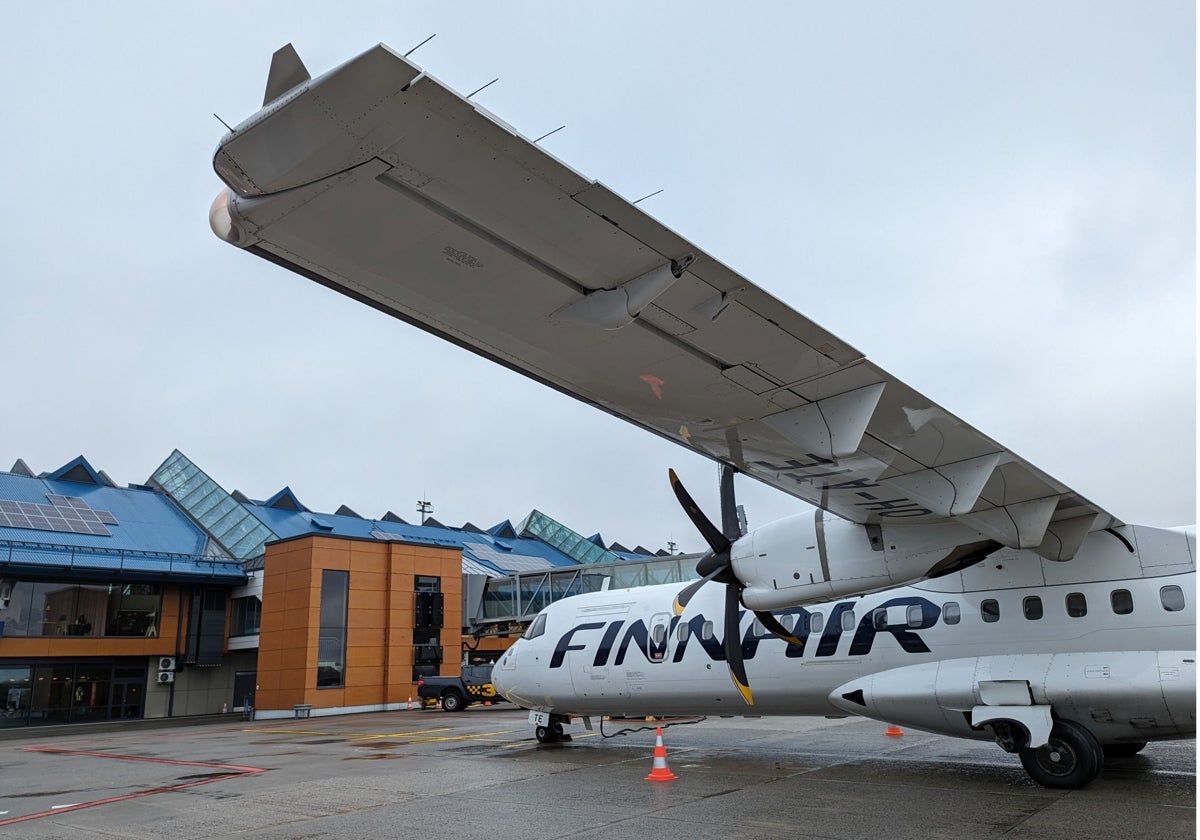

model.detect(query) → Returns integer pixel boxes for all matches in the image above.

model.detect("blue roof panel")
[243,502,583,573]
[0,464,243,583]
[0,471,208,557]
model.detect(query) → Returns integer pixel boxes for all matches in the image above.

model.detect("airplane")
[208,43,1195,789]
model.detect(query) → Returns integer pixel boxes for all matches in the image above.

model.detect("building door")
[109,678,144,719]
[233,670,256,710]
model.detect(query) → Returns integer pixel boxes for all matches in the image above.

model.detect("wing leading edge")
[210,43,1119,561]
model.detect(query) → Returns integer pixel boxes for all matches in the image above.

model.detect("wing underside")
[210,43,1119,561]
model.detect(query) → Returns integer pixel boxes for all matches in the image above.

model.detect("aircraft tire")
[535,721,569,743]
[1102,742,1148,760]
[1018,720,1103,789]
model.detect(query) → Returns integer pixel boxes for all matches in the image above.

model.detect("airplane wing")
[211,43,1119,561]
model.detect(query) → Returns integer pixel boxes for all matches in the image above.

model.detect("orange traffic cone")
[885,724,904,737]
[645,727,678,781]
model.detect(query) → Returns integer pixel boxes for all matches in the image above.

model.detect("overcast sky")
[0,2,1193,553]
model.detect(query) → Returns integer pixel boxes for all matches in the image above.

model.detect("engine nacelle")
[732,510,992,611]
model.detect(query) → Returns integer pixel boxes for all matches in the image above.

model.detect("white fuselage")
[494,524,1195,746]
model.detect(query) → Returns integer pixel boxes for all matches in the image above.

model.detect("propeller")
[669,466,807,706]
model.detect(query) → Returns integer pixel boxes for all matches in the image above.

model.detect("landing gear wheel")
[1103,742,1148,760]
[441,691,466,713]
[1019,720,1103,789]
[534,720,570,744]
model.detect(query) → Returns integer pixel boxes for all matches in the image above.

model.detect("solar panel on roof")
[461,557,504,578]
[463,542,557,573]
[0,494,116,537]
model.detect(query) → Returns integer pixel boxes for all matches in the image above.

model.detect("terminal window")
[0,580,161,638]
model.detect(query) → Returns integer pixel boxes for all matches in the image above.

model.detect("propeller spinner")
[669,467,807,706]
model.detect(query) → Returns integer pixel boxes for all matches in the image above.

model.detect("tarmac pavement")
[0,707,1192,839]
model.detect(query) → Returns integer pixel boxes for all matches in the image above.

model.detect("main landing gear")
[1016,720,1103,789]
[990,717,1107,788]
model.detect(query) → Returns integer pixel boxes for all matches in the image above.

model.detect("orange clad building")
[2,452,659,729]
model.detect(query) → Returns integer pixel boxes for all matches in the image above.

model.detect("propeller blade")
[754,610,806,650]
[673,563,725,615]
[669,469,730,555]
[670,465,752,706]
[724,583,753,706]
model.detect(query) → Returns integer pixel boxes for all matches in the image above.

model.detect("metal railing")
[0,538,247,581]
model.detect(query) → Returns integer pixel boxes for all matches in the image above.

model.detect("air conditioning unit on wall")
[158,656,176,671]
[156,671,175,684]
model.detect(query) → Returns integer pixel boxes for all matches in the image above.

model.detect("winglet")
[264,44,311,106]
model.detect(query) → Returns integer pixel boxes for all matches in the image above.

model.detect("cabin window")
[841,609,856,632]
[700,620,715,641]
[677,623,690,642]
[781,614,796,633]
[809,612,824,634]
[1160,585,1185,612]
[872,608,888,630]
[981,599,1000,623]
[651,623,667,646]
[751,619,765,635]
[906,605,924,628]
[1066,592,1087,618]
[1111,589,1134,615]
[943,602,960,625]
[523,613,547,640]
[1023,596,1043,621]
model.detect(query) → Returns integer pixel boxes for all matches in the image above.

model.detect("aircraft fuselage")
[494,524,1195,749]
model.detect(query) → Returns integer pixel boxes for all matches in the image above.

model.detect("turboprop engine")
[668,466,1000,705]
[731,511,999,611]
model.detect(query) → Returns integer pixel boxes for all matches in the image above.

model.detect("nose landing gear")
[533,713,573,744]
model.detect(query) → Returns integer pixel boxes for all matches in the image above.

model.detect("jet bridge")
[467,552,702,637]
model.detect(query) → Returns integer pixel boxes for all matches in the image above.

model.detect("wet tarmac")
[0,707,1192,838]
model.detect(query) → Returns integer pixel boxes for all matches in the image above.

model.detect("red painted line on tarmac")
[0,747,266,826]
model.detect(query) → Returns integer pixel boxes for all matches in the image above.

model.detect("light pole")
[416,498,433,525]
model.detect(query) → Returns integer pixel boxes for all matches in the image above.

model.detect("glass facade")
[317,570,348,688]
[0,580,162,638]
[151,450,276,560]
[518,510,622,565]
[477,554,698,624]
[0,660,147,728]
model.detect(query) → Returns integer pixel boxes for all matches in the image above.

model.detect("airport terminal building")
[0,451,689,727]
